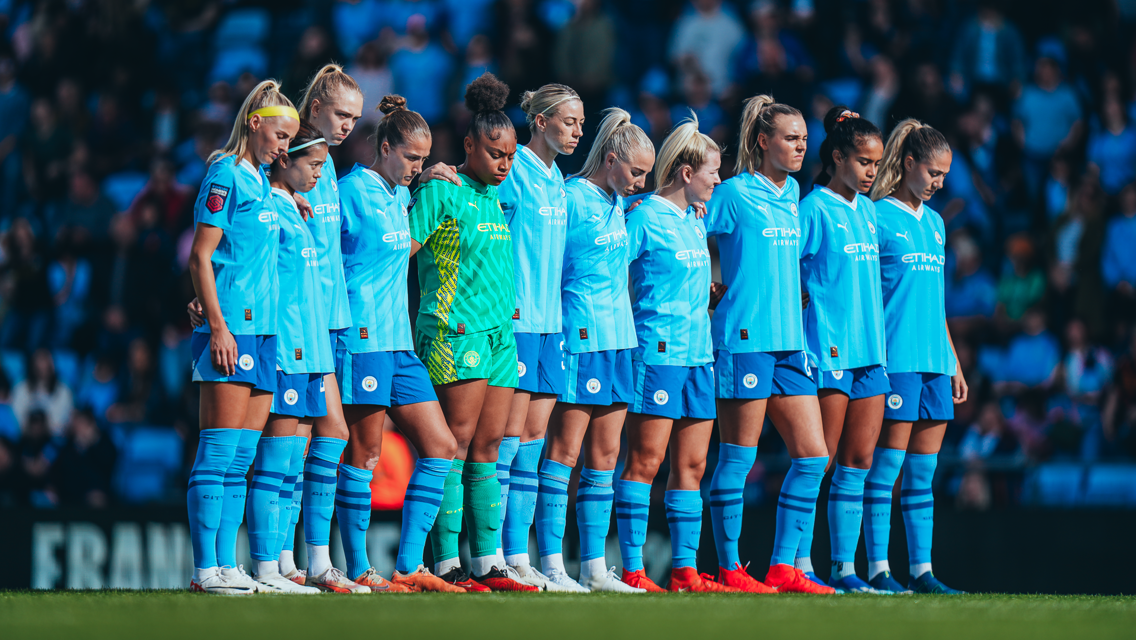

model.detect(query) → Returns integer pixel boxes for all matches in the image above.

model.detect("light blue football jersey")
[561,177,636,353]
[193,156,278,336]
[270,188,333,375]
[876,197,957,375]
[798,186,886,371]
[627,195,713,367]
[338,164,414,354]
[498,145,567,334]
[308,154,352,331]
[705,172,804,353]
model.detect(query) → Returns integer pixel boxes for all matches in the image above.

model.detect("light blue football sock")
[864,448,905,568]
[664,490,703,570]
[397,457,450,573]
[828,464,869,565]
[615,479,651,572]
[278,436,306,555]
[772,456,827,566]
[576,468,615,561]
[303,437,346,546]
[246,436,291,562]
[503,438,544,559]
[709,443,756,569]
[535,459,572,558]
[336,463,373,579]
[901,453,937,570]
[217,429,260,567]
[495,436,520,552]
[187,428,242,569]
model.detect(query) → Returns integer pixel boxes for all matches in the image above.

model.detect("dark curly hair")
[464,72,513,142]
[815,105,881,186]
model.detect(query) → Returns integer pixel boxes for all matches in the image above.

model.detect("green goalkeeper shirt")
[408,173,517,339]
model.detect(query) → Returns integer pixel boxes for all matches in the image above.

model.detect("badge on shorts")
[463,351,480,367]
[658,341,666,353]
[245,309,252,321]
[359,327,368,340]
[517,361,527,377]
[579,328,588,340]
[832,370,844,380]
[295,348,303,361]
[362,376,378,392]
[740,329,749,340]
[284,389,299,405]
[457,323,466,335]
[586,378,601,393]
[743,373,758,389]
[238,354,255,371]
[830,346,839,358]
[513,308,520,320]
[653,390,669,405]
[887,394,903,410]
[206,184,229,213]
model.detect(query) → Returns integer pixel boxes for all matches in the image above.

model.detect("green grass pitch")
[3,591,1135,640]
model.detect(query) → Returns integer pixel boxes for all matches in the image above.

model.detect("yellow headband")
[247,105,299,121]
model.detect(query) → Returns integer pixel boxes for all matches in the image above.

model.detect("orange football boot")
[354,568,413,593]
[621,568,666,593]
[764,564,836,594]
[667,567,743,593]
[717,563,777,593]
[392,566,467,593]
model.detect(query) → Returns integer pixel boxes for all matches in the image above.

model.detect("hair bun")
[378,94,408,115]
[465,72,510,114]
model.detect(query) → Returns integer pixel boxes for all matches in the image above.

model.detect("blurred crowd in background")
[1,0,1136,512]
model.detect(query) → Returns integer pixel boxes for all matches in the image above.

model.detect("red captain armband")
[206,184,229,213]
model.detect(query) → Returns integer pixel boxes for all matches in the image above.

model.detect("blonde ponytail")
[655,113,722,190]
[208,80,295,165]
[519,83,581,132]
[735,94,801,175]
[297,63,362,120]
[870,118,950,200]
[574,107,654,180]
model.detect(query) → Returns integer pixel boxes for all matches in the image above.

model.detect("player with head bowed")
[186,80,299,595]
[796,107,889,593]
[864,120,968,595]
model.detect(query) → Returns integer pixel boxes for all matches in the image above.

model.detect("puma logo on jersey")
[897,231,910,241]
[468,202,479,210]
[836,222,849,231]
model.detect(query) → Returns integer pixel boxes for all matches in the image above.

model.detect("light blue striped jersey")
[270,188,333,374]
[705,172,804,353]
[192,156,277,336]
[876,197,956,375]
[338,164,414,354]
[798,186,886,371]
[561,177,636,353]
[308,154,352,331]
[627,195,713,366]
[498,145,567,333]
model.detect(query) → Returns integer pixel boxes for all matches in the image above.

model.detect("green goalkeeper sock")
[462,462,501,560]
[429,459,465,566]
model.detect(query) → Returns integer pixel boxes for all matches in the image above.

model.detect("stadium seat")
[102,171,149,212]
[114,425,184,504]
[209,46,269,85]
[213,8,271,50]
[1082,465,1136,506]
[1023,463,1084,506]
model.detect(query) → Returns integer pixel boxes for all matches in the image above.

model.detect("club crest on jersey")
[283,389,299,405]
[743,373,758,389]
[887,394,903,410]
[206,184,229,213]
[239,354,255,371]
[935,231,943,245]
[695,226,705,239]
[831,369,844,380]
[362,376,378,392]
[868,221,876,235]
[463,351,481,367]
[653,390,669,405]
[586,378,601,394]
[790,203,799,217]
[517,361,527,377]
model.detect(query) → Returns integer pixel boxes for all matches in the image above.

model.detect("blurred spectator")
[443,0,497,51]
[15,410,59,507]
[390,15,454,125]
[1044,154,1072,221]
[1047,180,1108,336]
[996,308,1061,390]
[346,40,394,118]
[0,371,20,444]
[175,121,224,189]
[997,234,1045,322]
[497,0,554,93]
[1087,97,1136,196]
[49,408,115,508]
[1101,183,1136,325]
[1103,329,1136,455]
[959,401,1020,461]
[553,0,616,108]
[0,218,52,351]
[731,0,814,107]
[20,98,72,205]
[12,349,74,436]
[668,0,745,98]
[0,53,29,213]
[75,355,120,423]
[949,1,1027,102]
[1012,54,1084,199]
[107,338,167,424]
[47,229,92,349]
[129,159,190,234]
[945,234,998,320]
[671,71,728,142]
[287,26,338,105]
[48,170,117,240]
[1007,389,1050,459]
[332,0,380,58]
[86,94,139,177]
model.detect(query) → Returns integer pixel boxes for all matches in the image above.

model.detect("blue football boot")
[909,571,966,594]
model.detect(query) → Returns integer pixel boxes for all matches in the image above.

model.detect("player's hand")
[187,297,205,329]
[709,281,727,309]
[952,370,969,404]
[419,162,461,186]
[210,328,238,376]
[294,193,313,220]
[692,202,707,219]
[801,290,810,309]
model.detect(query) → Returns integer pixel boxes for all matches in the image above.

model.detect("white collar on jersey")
[519,145,557,179]
[270,187,299,212]
[752,171,788,197]
[817,185,858,210]
[579,177,616,205]
[649,194,687,218]
[885,196,923,221]
[240,159,263,184]
[364,167,396,197]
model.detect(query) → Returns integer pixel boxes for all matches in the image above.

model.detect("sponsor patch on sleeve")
[206,184,230,213]
[407,197,418,211]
